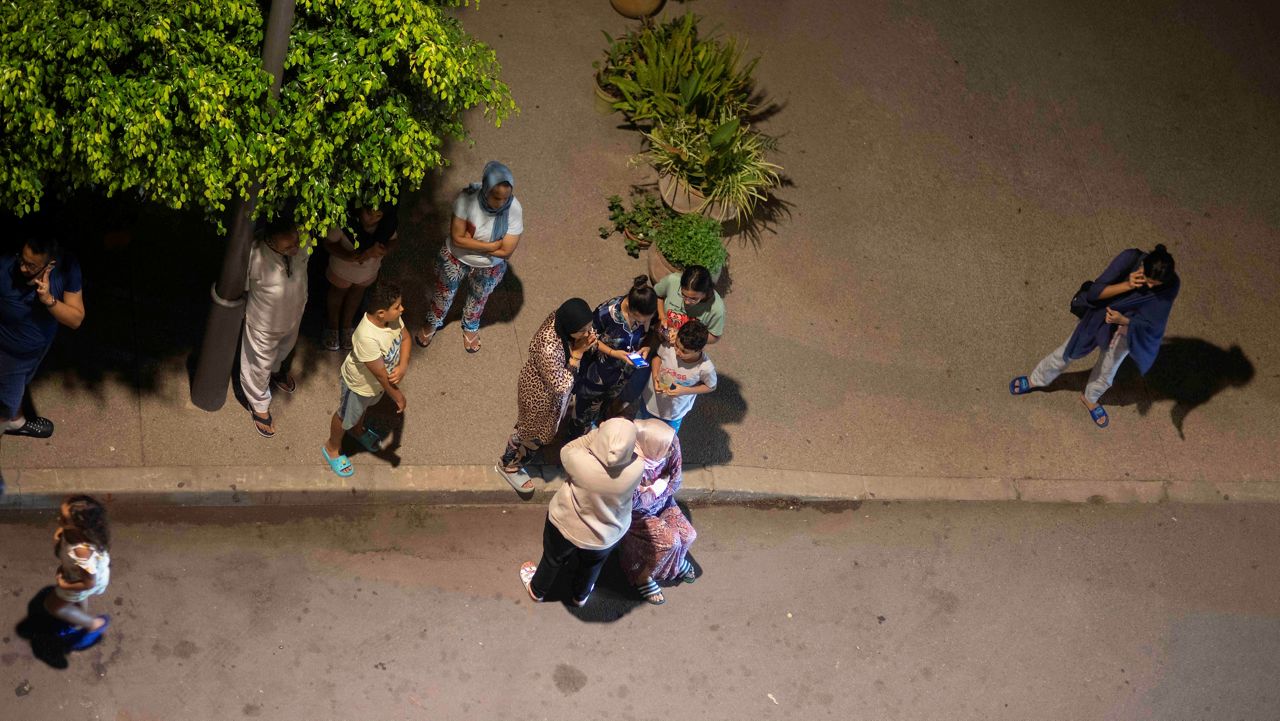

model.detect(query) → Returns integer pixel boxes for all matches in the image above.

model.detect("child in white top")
[44,495,112,643]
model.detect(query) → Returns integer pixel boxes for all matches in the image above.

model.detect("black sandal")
[4,416,53,438]
[252,411,275,438]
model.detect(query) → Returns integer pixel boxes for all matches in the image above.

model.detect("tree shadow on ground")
[13,586,74,670]
[1040,337,1255,438]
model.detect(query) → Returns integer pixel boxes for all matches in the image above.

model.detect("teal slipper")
[322,446,354,477]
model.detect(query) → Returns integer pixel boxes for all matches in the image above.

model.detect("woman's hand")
[1126,269,1147,290]
[1105,307,1130,325]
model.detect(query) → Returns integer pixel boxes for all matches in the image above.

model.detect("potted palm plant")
[642,114,782,224]
[597,13,756,129]
[646,209,728,283]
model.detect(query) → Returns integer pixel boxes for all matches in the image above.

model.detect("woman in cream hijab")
[619,419,698,605]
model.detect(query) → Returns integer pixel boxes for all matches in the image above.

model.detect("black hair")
[64,494,110,551]
[23,236,62,261]
[679,265,714,296]
[367,280,403,313]
[626,275,658,317]
[677,319,709,352]
[1143,244,1175,283]
[264,214,297,239]
[351,203,398,247]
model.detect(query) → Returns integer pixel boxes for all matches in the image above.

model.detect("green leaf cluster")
[0,0,516,235]
[596,13,755,128]
[652,210,726,276]
[597,189,674,256]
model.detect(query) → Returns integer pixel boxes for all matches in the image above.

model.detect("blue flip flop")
[1009,376,1032,395]
[70,615,110,651]
[322,446,354,477]
[1088,404,1109,429]
[357,426,384,453]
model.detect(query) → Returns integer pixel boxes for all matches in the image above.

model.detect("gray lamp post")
[190,0,296,411]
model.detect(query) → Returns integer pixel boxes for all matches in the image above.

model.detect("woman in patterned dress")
[620,418,698,604]
[497,298,597,492]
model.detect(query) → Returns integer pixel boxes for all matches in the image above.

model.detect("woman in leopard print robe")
[499,299,597,485]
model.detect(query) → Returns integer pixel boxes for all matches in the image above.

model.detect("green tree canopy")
[0,0,514,234]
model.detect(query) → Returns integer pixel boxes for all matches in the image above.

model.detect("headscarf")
[468,160,515,243]
[588,418,638,469]
[553,298,593,364]
[634,418,676,476]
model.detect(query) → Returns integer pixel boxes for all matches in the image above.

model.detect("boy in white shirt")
[638,319,717,433]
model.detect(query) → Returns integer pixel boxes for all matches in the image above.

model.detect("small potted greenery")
[593,29,639,112]
[599,190,675,256]
[642,114,782,224]
[647,209,727,283]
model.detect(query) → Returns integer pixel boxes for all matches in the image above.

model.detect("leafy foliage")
[595,13,755,128]
[641,113,780,223]
[653,210,726,276]
[598,189,675,256]
[0,0,515,234]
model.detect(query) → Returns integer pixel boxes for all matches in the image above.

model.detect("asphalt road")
[2,500,1278,721]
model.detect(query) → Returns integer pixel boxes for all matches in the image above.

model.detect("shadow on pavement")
[679,373,747,466]
[1042,337,1255,438]
[14,586,72,670]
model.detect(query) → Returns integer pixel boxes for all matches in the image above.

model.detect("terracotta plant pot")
[623,227,653,249]
[657,173,734,223]
[646,243,725,285]
[610,0,665,20]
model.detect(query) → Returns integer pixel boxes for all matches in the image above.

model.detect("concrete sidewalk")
[2,0,1279,506]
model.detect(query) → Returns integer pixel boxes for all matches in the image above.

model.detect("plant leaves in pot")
[647,210,727,283]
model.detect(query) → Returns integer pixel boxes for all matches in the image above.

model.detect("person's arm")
[325,227,364,261]
[34,265,84,329]
[706,332,721,345]
[665,382,715,398]
[388,326,411,385]
[660,437,684,510]
[56,569,97,592]
[448,215,503,253]
[488,232,521,260]
[649,353,665,392]
[1087,250,1143,302]
[363,357,407,412]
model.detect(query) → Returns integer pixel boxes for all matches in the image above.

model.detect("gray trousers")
[1029,326,1129,404]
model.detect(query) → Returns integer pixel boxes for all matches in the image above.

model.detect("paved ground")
[2,501,1279,720]
[2,0,1279,497]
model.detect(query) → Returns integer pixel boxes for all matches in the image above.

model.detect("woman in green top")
[655,265,725,345]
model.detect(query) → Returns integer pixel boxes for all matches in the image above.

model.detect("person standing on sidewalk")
[322,281,410,477]
[1010,245,1179,428]
[1,237,85,439]
[639,319,717,433]
[497,298,597,493]
[415,161,522,354]
[620,419,697,605]
[240,216,308,438]
[655,265,725,345]
[323,205,399,351]
[568,276,658,437]
[519,418,645,607]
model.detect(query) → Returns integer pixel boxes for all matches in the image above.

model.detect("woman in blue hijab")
[1010,245,1180,429]
[416,161,523,353]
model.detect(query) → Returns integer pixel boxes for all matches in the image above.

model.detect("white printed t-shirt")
[445,188,524,268]
[642,342,717,421]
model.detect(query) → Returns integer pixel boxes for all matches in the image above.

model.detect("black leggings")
[530,516,613,603]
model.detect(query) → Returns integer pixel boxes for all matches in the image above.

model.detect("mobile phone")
[626,352,649,369]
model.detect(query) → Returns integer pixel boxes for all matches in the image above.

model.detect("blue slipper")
[70,615,109,651]
[357,426,384,453]
[1088,404,1109,429]
[1009,376,1032,395]
[322,447,354,477]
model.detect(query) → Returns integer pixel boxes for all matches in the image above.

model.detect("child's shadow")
[678,373,748,466]
[13,586,72,669]
[1042,337,1255,438]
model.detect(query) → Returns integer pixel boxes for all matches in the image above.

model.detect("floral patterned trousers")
[426,245,507,334]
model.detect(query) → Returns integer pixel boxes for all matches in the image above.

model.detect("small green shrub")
[598,190,675,256]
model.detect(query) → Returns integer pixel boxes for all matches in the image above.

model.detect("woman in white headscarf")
[519,418,645,607]
[620,419,697,605]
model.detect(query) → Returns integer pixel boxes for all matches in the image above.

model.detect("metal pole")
[190,0,295,411]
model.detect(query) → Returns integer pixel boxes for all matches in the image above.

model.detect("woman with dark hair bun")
[655,264,725,345]
[1011,244,1180,429]
[568,276,659,436]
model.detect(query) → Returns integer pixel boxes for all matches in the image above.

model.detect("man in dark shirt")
[0,236,85,438]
